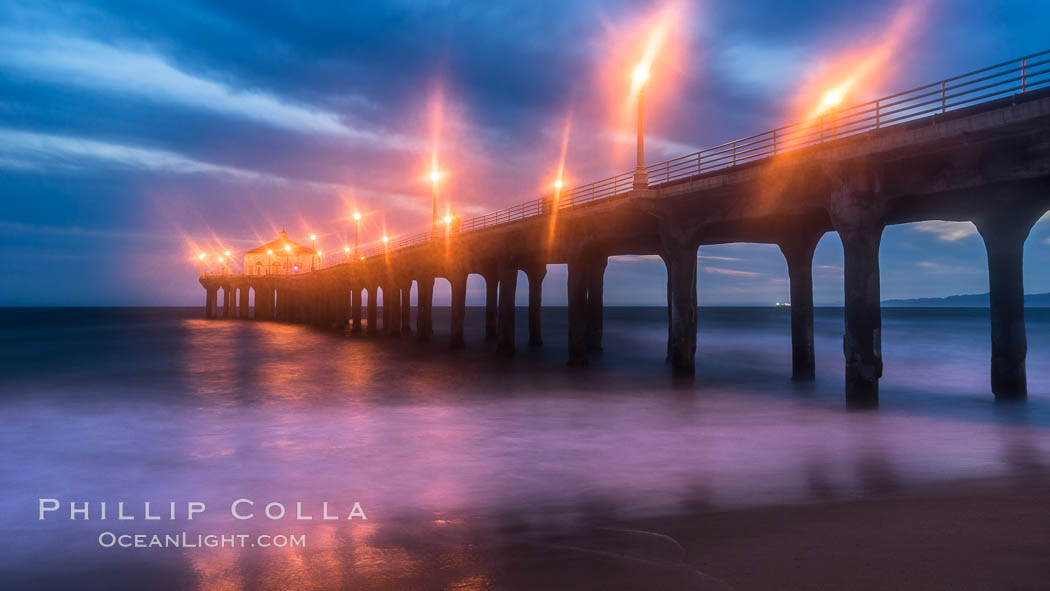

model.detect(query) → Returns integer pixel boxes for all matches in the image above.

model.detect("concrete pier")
[660,234,699,377]
[366,286,378,335]
[525,263,546,347]
[497,261,518,354]
[974,200,1045,399]
[351,288,362,334]
[484,269,498,341]
[779,231,822,380]
[198,88,1050,406]
[830,165,885,408]
[416,276,434,342]
[399,280,412,336]
[449,271,467,349]
[566,254,589,367]
[587,257,607,352]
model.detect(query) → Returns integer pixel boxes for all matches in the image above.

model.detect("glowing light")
[344,246,350,253]
[554,179,564,190]
[224,250,231,257]
[632,63,650,87]
[317,250,322,256]
[310,234,317,241]
[800,3,927,121]
[443,215,452,224]
[267,249,273,255]
[198,253,206,260]
[360,256,365,260]
[284,245,291,252]
[353,212,361,221]
[381,236,388,243]
[217,257,224,263]
[430,170,441,183]
[821,87,845,109]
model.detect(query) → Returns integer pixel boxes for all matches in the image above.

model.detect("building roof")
[245,230,315,255]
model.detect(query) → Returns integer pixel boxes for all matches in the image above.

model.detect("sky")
[1,0,1049,306]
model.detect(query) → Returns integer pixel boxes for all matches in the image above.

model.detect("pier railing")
[291,49,1050,274]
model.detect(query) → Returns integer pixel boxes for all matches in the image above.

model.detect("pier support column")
[586,257,608,352]
[351,288,362,334]
[497,262,518,355]
[660,237,699,377]
[567,255,590,367]
[838,225,884,407]
[337,288,350,331]
[525,263,546,347]
[483,268,499,341]
[366,286,378,335]
[387,282,402,336]
[779,231,822,380]
[975,206,1044,400]
[222,287,232,318]
[258,286,273,321]
[416,276,434,342]
[449,272,468,349]
[399,280,412,336]
[205,286,217,318]
[829,165,886,409]
[238,288,249,319]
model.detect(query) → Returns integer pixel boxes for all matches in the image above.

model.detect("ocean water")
[2,306,1049,588]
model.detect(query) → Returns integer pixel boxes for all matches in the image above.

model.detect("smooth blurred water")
[2,306,1049,588]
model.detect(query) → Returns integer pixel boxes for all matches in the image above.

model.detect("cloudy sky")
[1,0,1048,306]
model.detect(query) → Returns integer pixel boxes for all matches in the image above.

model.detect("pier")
[200,51,1050,407]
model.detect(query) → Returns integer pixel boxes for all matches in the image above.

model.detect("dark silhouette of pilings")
[659,232,699,378]
[198,91,1050,406]
[496,261,518,354]
[483,267,498,341]
[448,271,467,349]
[974,201,1045,400]
[525,263,546,347]
[779,231,823,381]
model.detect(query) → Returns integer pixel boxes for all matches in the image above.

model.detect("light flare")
[801,1,928,121]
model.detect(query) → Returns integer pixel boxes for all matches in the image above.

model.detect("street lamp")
[198,253,206,275]
[353,212,361,257]
[430,169,441,230]
[267,249,273,275]
[632,61,651,190]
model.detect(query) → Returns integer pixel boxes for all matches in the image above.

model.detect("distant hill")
[882,292,1050,307]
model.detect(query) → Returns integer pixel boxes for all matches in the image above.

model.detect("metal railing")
[644,49,1050,186]
[215,49,1050,277]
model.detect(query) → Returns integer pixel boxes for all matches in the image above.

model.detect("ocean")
[2,306,1049,588]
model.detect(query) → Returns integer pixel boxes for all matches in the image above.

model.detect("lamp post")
[632,62,650,190]
[267,249,272,275]
[310,234,317,270]
[284,244,291,275]
[430,170,441,233]
[353,212,361,257]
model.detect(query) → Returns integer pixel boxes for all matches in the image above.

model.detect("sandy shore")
[606,476,1050,590]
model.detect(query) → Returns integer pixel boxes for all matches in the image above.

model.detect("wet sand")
[608,476,1050,590]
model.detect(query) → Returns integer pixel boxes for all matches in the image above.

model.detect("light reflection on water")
[1,307,1049,588]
